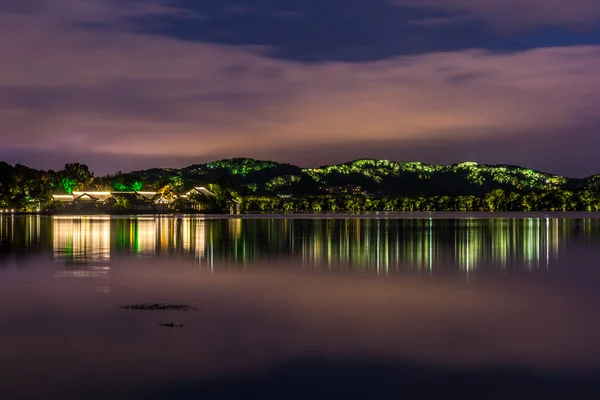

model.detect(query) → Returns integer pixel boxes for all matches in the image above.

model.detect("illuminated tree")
[282,200,294,212]
[310,200,323,212]
[188,191,218,212]
[61,178,77,195]
[483,189,507,212]
[60,163,93,192]
[114,180,143,192]
[326,198,339,212]
[110,196,129,209]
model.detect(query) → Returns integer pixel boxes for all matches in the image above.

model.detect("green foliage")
[169,175,184,192]
[103,196,130,210]
[243,189,600,213]
[265,175,301,191]
[131,181,143,191]
[114,180,143,192]
[157,176,184,200]
[3,157,600,213]
[188,191,218,212]
[208,183,241,203]
[206,158,280,176]
[303,159,556,193]
[61,178,77,195]
[61,163,93,191]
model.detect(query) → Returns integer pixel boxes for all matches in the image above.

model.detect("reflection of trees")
[101,217,592,273]
[3,216,600,276]
[0,215,51,262]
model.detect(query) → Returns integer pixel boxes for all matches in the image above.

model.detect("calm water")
[2,214,600,398]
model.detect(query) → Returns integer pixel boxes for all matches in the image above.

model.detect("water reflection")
[2,215,600,275]
[53,217,111,264]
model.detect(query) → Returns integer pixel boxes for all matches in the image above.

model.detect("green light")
[61,178,77,195]
[114,181,143,191]
[206,158,279,176]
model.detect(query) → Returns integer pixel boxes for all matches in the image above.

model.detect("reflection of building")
[135,218,157,255]
[183,187,241,213]
[45,215,588,277]
[183,187,216,198]
[112,217,159,256]
[180,218,211,265]
[53,217,111,264]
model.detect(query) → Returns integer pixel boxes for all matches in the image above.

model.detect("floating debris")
[119,303,198,311]
[158,322,188,328]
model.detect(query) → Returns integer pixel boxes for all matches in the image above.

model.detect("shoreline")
[6,211,600,219]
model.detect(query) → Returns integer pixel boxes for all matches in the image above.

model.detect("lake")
[2,214,600,399]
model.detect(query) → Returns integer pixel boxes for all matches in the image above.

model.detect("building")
[53,191,169,211]
[52,187,241,213]
[182,187,241,214]
[321,185,366,195]
[183,187,216,198]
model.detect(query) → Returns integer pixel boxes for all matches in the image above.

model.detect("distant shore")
[6,211,600,219]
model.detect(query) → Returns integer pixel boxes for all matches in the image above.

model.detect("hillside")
[0,158,598,212]
[125,158,582,196]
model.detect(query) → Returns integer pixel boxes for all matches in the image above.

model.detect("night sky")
[1,0,600,176]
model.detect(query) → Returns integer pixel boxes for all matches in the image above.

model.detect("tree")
[170,198,191,212]
[113,173,144,191]
[59,163,94,193]
[326,198,339,212]
[188,191,218,212]
[483,189,507,212]
[282,200,294,212]
[311,199,324,212]
[115,197,130,209]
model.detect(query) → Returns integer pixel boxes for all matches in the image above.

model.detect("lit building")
[321,185,366,195]
[52,191,171,211]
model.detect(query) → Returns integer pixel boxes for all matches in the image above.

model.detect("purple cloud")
[0,0,600,175]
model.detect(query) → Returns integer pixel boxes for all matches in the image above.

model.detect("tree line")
[2,160,600,213]
[244,189,600,212]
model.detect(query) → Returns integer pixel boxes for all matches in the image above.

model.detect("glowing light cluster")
[205,158,280,176]
[114,181,143,192]
[265,175,301,191]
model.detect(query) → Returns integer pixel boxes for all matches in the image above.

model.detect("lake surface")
[2,214,600,398]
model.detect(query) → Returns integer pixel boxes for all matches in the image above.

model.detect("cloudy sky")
[1,0,600,176]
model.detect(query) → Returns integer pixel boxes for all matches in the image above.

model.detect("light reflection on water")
[1,215,599,275]
[2,215,600,398]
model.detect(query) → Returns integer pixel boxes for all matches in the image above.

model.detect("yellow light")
[72,191,112,196]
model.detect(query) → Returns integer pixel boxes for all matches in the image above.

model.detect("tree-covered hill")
[126,158,582,196]
[0,158,599,212]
